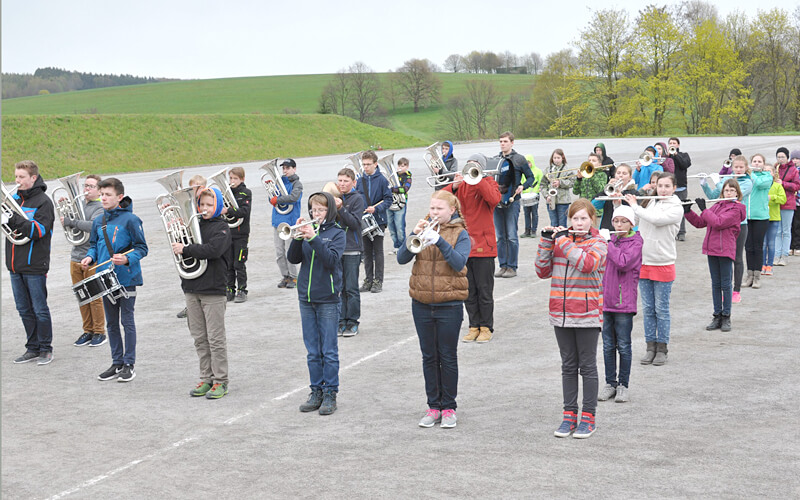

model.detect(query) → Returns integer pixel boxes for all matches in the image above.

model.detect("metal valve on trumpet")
[277,219,319,241]
[406,218,440,254]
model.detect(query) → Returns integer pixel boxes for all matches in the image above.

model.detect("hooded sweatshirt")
[5,175,55,275]
[631,195,683,266]
[655,142,675,173]
[180,187,232,296]
[633,147,664,188]
[337,187,366,253]
[521,154,543,195]
[594,142,616,179]
[287,192,346,304]
[602,231,643,314]
[684,201,747,261]
[85,196,148,288]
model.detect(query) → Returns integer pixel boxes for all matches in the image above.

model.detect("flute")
[681,198,737,205]
[594,195,672,201]
[686,173,747,179]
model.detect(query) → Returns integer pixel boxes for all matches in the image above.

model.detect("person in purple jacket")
[597,205,642,404]
[684,179,747,332]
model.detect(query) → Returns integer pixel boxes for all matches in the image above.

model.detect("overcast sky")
[2,1,798,80]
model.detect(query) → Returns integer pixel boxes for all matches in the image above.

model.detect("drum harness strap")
[101,215,130,301]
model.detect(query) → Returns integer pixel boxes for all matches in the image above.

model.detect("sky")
[2,0,798,80]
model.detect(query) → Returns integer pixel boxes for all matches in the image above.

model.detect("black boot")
[640,341,657,365]
[720,314,731,332]
[299,389,323,412]
[319,391,337,415]
[705,314,722,330]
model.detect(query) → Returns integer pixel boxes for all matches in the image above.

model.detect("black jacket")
[671,150,692,188]
[496,149,535,194]
[180,216,232,295]
[5,176,55,275]
[226,183,252,239]
[338,188,366,253]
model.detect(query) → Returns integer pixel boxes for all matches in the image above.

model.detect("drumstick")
[89,249,134,271]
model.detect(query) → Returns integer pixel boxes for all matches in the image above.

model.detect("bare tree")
[502,51,518,70]
[347,62,382,123]
[440,95,475,140]
[465,51,483,73]
[444,54,465,73]
[523,52,543,75]
[319,70,351,115]
[395,58,443,112]
[383,71,403,111]
[465,79,502,137]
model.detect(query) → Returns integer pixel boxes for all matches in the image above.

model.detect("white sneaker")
[615,385,630,403]
[440,409,457,428]
[776,256,788,266]
[597,384,616,401]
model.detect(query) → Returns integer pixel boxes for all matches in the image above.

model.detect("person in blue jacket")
[357,150,392,293]
[288,191,346,416]
[81,177,148,383]
[633,145,664,189]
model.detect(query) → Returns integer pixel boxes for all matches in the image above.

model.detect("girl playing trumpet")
[398,190,470,429]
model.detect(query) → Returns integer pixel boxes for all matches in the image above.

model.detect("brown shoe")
[476,327,493,343]
[462,327,480,343]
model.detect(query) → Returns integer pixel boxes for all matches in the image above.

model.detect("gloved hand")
[540,229,554,239]
[554,229,570,239]
[421,228,440,247]
[8,213,26,229]
[599,228,611,241]
[391,187,399,194]
[683,201,693,214]
[270,196,278,207]
[695,198,706,212]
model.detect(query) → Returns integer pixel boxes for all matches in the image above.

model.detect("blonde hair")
[732,155,750,174]
[431,190,462,219]
[188,174,207,187]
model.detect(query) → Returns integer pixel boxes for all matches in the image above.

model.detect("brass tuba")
[1,183,32,246]
[157,186,207,280]
[378,153,406,210]
[423,142,453,187]
[208,168,244,228]
[155,170,185,214]
[52,172,90,245]
[260,159,292,215]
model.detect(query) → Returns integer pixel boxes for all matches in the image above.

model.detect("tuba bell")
[378,153,406,210]
[1,183,32,246]
[52,171,90,245]
[344,151,365,179]
[157,186,208,280]
[260,159,293,215]
[423,142,453,187]
[209,168,244,228]
[155,170,185,214]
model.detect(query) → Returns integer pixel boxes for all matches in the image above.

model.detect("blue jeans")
[601,312,633,388]
[299,301,340,393]
[9,273,52,353]
[764,221,779,266]
[776,209,794,258]
[547,203,569,228]
[494,198,520,270]
[386,205,407,250]
[339,254,361,327]
[523,200,539,233]
[708,256,733,316]
[411,300,463,411]
[639,279,673,344]
[103,287,137,365]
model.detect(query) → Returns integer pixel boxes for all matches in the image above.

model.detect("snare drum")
[72,268,127,306]
[521,192,540,207]
[361,213,382,241]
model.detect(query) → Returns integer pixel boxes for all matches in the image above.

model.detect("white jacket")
[631,195,682,266]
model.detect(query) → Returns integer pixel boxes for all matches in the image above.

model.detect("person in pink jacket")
[684,179,747,332]
[774,147,800,265]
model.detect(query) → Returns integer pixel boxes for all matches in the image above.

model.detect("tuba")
[155,170,185,214]
[157,186,208,280]
[260,159,292,215]
[378,153,406,210]
[344,151,364,179]
[209,168,244,228]
[52,171,90,245]
[1,183,32,246]
[423,142,452,187]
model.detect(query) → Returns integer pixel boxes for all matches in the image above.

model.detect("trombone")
[406,218,440,254]
[276,219,319,241]
[547,161,610,180]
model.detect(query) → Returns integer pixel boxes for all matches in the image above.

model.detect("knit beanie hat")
[790,150,800,160]
[729,148,742,157]
[777,147,790,158]
[612,205,636,227]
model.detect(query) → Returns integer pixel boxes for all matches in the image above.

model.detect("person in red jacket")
[684,179,747,332]
[774,147,800,265]
[443,154,502,343]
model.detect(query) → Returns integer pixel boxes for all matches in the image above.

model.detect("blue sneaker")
[337,324,346,337]
[89,334,108,347]
[74,332,93,346]
[343,324,359,337]
[554,411,578,438]
[573,412,596,439]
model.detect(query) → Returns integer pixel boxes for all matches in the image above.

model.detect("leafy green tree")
[395,59,442,113]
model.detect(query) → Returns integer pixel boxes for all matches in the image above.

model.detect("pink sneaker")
[418,409,441,428]
[732,291,741,303]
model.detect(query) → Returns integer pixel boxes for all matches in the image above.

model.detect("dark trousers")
[104,287,137,365]
[733,225,747,292]
[676,189,688,236]
[363,233,384,283]
[340,254,361,327]
[412,300,463,411]
[554,326,599,415]
[792,207,800,250]
[227,238,248,291]
[745,219,769,271]
[10,272,53,353]
[465,257,494,331]
[523,200,539,233]
[708,256,733,316]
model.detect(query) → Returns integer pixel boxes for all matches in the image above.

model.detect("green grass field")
[1,114,425,180]
[2,73,535,141]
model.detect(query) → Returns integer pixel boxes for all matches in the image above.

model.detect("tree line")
[1,67,172,99]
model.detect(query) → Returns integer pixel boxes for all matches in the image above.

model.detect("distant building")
[495,66,528,75]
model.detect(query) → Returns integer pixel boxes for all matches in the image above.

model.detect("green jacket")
[573,171,607,200]
[521,155,544,194]
[768,181,787,221]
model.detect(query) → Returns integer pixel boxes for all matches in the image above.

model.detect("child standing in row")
[536,199,607,439]
[598,205,642,404]
[763,164,786,276]
[684,181,747,332]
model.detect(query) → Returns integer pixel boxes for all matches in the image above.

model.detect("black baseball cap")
[280,159,297,168]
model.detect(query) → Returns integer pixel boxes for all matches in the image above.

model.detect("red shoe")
[763,266,773,276]
[732,291,741,303]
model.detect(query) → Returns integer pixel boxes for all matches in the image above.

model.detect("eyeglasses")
[310,208,328,215]
[84,184,98,189]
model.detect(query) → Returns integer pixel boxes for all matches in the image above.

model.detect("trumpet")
[723,159,732,168]
[668,146,677,155]
[603,178,636,196]
[681,198,737,205]
[158,186,207,280]
[260,159,293,215]
[1,183,32,246]
[209,168,244,228]
[638,152,664,167]
[462,158,501,185]
[406,218,440,254]
[52,171,90,245]
[276,219,319,241]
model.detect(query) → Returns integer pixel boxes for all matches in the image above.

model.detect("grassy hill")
[1,114,425,180]
[2,73,535,140]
